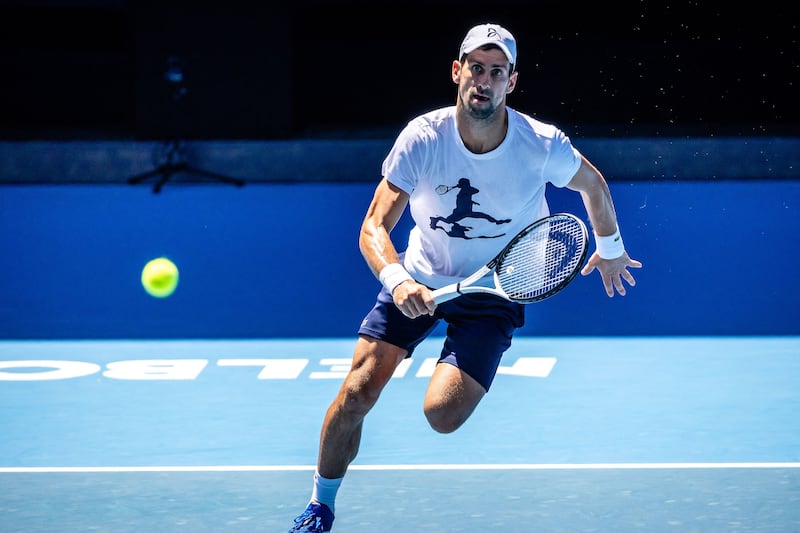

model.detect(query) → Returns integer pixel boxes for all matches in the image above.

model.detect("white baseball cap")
[458,23,517,65]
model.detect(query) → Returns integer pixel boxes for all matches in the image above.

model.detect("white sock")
[310,470,343,514]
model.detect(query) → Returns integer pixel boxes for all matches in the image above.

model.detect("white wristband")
[378,263,413,294]
[595,229,626,259]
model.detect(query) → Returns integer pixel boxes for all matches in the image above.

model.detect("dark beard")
[466,97,497,120]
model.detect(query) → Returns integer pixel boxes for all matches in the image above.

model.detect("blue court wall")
[1,176,798,339]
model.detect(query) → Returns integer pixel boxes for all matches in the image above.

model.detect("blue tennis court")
[1,336,799,531]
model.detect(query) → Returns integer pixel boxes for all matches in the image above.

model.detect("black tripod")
[127,56,245,193]
[128,137,245,193]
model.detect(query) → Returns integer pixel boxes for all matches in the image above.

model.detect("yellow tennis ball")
[141,257,179,298]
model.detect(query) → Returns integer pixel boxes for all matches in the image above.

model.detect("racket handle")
[430,283,461,305]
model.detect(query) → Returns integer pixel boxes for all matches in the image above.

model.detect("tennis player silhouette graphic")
[430,178,511,239]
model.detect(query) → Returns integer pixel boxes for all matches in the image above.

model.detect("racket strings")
[496,218,585,301]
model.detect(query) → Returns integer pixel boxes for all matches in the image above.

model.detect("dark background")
[0,0,797,141]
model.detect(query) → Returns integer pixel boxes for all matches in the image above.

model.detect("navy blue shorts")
[357,286,525,391]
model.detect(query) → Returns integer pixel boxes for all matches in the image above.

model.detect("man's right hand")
[392,281,437,318]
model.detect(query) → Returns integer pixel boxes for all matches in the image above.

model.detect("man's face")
[454,48,517,119]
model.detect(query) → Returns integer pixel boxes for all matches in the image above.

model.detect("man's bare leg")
[317,335,408,478]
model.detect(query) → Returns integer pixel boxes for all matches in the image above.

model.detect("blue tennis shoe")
[288,502,334,533]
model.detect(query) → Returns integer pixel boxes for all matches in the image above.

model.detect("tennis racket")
[430,213,589,304]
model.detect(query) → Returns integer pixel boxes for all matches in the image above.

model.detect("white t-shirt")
[381,105,582,289]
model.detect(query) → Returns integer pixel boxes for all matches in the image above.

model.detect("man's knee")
[423,363,485,433]
[338,371,384,416]
[424,404,469,434]
[339,338,407,416]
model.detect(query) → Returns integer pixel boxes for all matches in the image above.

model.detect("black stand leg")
[128,139,245,193]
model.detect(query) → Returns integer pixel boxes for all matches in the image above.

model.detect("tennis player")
[289,22,642,532]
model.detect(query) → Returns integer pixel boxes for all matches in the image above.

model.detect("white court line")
[1,463,799,473]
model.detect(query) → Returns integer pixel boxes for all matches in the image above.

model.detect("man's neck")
[456,106,509,154]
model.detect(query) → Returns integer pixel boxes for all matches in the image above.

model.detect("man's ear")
[452,60,462,84]
[506,70,518,94]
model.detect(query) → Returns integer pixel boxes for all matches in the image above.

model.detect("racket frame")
[430,213,588,304]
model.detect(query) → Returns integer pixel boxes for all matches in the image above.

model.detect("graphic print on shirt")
[430,178,511,239]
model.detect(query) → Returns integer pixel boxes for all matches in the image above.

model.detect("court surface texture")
[1,335,798,532]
